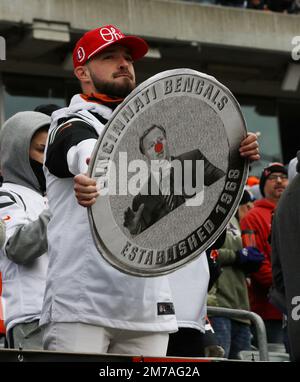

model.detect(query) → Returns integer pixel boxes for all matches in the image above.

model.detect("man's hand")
[123,204,145,235]
[239,132,260,161]
[74,174,99,207]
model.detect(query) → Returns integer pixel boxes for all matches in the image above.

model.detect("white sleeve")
[0,191,50,264]
[66,138,97,175]
[0,192,28,252]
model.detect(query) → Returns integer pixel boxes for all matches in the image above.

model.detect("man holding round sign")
[41,24,260,356]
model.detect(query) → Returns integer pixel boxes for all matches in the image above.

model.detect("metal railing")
[207,306,269,361]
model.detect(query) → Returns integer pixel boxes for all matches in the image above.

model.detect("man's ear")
[74,66,91,83]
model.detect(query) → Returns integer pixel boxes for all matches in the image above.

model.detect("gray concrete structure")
[0,0,299,92]
[0,0,299,164]
[0,0,298,52]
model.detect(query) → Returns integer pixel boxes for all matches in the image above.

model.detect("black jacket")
[271,172,300,361]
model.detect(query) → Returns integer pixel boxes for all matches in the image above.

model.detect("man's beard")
[90,73,135,98]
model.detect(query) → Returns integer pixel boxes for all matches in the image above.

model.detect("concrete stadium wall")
[0,0,298,53]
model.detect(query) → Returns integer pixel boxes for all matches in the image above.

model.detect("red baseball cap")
[73,24,149,68]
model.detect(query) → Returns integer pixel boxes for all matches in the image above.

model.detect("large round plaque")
[88,68,248,276]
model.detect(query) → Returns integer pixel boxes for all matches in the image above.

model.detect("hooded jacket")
[240,198,282,320]
[0,112,50,192]
[208,216,251,324]
[0,111,51,332]
[272,170,300,361]
[40,95,177,333]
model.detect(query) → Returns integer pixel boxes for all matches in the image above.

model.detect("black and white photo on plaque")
[88,69,248,276]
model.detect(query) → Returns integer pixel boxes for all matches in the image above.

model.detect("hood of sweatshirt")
[254,198,276,211]
[0,111,51,193]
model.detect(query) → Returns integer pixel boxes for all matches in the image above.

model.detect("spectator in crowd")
[0,111,51,349]
[240,162,288,344]
[41,24,178,356]
[208,190,264,359]
[271,156,300,361]
[46,23,260,355]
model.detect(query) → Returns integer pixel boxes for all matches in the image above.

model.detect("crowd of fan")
[185,0,300,13]
[0,21,299,362]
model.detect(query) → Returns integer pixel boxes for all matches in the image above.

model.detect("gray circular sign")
[88,68,248,276]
